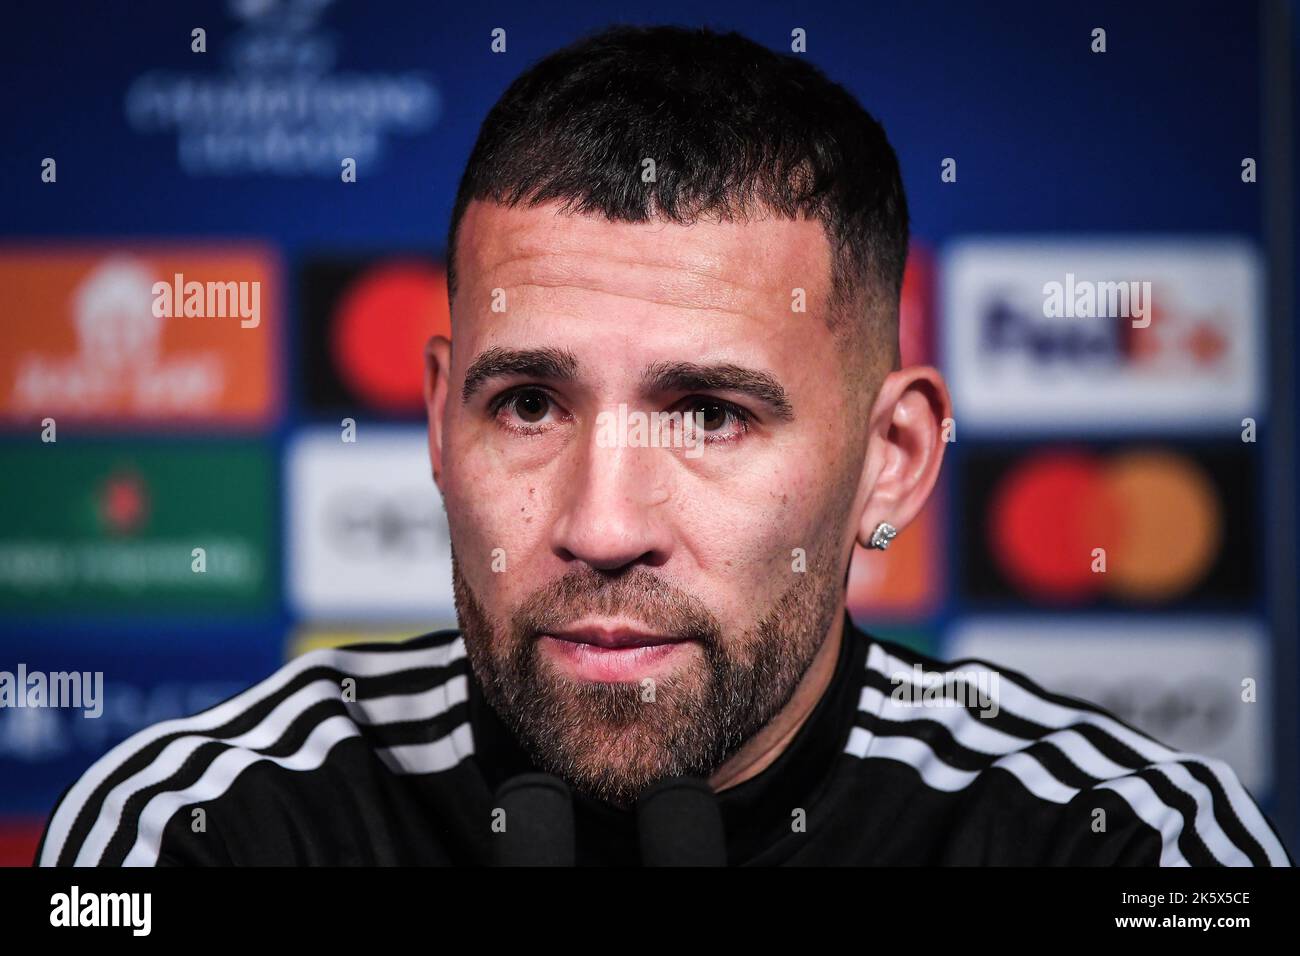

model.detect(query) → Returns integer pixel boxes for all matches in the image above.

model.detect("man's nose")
[549,433,674,572]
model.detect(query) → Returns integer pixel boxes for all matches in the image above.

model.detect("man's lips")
[536,622,696,682]
[540,624,686,649]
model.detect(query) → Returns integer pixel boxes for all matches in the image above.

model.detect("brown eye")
[512,390,550,424]
[678,397,751,443]
[695,401,729,431]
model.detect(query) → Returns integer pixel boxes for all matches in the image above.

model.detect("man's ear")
[854,365,951,549]
[424,335,452,489]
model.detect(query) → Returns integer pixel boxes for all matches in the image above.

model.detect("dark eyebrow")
[461,347,579,403]
[641,361,795,421]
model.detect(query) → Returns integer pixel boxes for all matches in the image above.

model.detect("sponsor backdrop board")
[948,619,1271,796]
[943,240,1263,432]
[0,627,281,817]
[298,256,450,416]
[959,444,1258,608]
[286,428,456,623]
[0,0,1292,864]
[0,444,275,614]
[0,246,280,428]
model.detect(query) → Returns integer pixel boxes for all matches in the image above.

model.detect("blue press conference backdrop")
[0,0,1296,863]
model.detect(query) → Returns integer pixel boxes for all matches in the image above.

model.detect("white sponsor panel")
[946,618,1270,794]
[287,428,455,622]
[942,239,1262,430]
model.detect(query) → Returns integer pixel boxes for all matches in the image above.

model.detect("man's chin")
[508,670,722,806]
[549,734,697,808]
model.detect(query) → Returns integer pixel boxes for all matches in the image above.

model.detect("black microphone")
[492,773,576,866]
[635,776,727,866]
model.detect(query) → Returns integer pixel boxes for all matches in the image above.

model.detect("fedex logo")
[944,239,1262,432]
[980,280,1191,366]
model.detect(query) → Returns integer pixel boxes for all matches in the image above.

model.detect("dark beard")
[452,555,838,807]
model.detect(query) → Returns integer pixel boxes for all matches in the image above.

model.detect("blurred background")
[0,0,1296,864]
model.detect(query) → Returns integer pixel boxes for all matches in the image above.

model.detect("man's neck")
[707,606,847,792]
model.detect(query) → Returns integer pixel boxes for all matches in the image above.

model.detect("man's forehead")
[455,199,833,312]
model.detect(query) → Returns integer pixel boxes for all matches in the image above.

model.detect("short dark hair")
[447,25,909,348]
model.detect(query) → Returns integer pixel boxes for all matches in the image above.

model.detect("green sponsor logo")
[0,444,273,612]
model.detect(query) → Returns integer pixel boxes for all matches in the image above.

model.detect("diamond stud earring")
[868,522,898,550]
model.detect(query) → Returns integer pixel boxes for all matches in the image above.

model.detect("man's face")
[430,201,875,805]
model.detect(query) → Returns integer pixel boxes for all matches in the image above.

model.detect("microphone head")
[493,773,576,866]
[635,776,727,866]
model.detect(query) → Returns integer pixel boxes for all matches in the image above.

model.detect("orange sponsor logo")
[0,246,279,426]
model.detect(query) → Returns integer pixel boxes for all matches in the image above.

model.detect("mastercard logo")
[988,449,1222,602]
[329,261,451,413]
